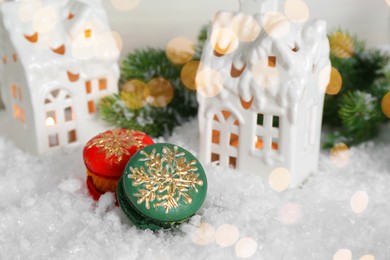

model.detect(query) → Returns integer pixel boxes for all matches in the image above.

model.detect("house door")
[210,110,239,167]
[44,89,77,148]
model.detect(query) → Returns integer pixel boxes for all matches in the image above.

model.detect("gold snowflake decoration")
[128,145,204,213]
[86,129,144,162]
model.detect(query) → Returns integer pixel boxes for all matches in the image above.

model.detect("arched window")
[210,110,239,167]
[44,89,77,148]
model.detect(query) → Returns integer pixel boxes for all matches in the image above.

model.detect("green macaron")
[117,143,207,230]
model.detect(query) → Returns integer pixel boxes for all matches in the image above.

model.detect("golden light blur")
[381,91,390,118]
[33,7,59,33]
[166,37,195,65]
[234,237,258,258]
[215,224,240,247]
[191,222,215,246]
[326,67,343,95]
[251,58,279,88]
[330,143,350,168]
[387,0,390,7]
[121,80,150,110]
[279,203,302,225]
[111,0,140,11]
[147,77,174,107]
[181,60,201,91]
[284,0,310,23]
[196,67,224,97]
[359,255,375,260]
[210,28,239,55]
[329,32,354,59]
[262,11,290,38]
[350,191,369,214]
[269,168,291,192]
[232,14,261,42]
[18,0,43,22]
[333,249,352,260]
[318,64,332,93]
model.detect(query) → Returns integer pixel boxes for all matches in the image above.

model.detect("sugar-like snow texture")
[0,120,389,260]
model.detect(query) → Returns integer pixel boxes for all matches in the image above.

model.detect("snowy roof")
[0,0,119,78]
[198,10,331,120]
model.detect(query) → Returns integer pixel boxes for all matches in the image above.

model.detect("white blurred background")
[102,0,390,57]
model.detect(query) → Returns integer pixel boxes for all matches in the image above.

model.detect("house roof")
[0,0,119,81]
[198,10,331,122]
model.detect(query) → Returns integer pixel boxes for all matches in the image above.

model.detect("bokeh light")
[181,60,201,91]
[387,0,390,6]
[279,203,302,224]
[111,31,124,53]
[269,168,291,192]
[329,32,354,59]
[381,91,390,118]
[191,222,215,246]
[94,31,121,60]
[166,37,195,65]
[262,11,290,38]
[235,237,258,258]
[330,143,350,168]
[359,255,375,260]
[350,191,369,214]
[333,249,352,260]
[196,67,224,97]
[147,77,174,107]
[18,0,42,22]
[111,0,139,11]
[71,33,95,59]
[318,64,332,93]
[33,7,59,33]
[121,80,150,110]
[251,58,279,88]
[215,224,240,247]
[232,14,261,42]
[210,28,239,55]
[326,67,343,95]
[284,0,310,23]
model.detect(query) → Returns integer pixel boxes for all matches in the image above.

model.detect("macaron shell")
[86,176,104,201]
[116,176,163,230]
[83,129,154,178]
[122,143,207,223]
[87,169,118,193]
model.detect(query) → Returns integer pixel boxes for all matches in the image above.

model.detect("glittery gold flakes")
[86,129,144,162]
[129,146,203,213]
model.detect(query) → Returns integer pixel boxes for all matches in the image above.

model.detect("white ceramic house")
[0,0,120,154]
[197,0,331,186]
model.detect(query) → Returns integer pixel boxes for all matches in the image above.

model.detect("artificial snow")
[0,119,389,260]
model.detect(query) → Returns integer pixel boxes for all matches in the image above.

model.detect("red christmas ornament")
[83,129,154,200]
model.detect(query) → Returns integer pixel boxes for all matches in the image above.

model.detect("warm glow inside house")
[197,1,331,186]
[0,0,120,154]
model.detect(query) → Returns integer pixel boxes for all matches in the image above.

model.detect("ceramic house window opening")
[254,113,280,154]
[211,110,239,167]
[85,77,108,114]
[10,83,25,123]
[44,89,77,148]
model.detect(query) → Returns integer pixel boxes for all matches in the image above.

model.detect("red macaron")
[83,129,154,200]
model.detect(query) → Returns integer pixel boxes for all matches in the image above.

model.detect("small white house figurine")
[197,0,331,186]
[0,0,120,154]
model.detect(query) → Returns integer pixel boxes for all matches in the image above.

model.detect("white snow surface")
[0,119,389,260]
